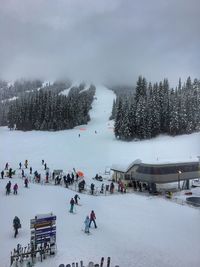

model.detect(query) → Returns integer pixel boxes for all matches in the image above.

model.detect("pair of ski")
[87,257,111,267]
[59,262,83,267]
[59,257,111,267]
[100,257,111,267]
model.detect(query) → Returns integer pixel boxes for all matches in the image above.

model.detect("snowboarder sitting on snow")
[70,198,75,213]
[89,210,97,228]
[13,183,18,195]
[74,194,80,205]
[13,216,21,238]
[55,176,61,185]
[84,215,90,233]
[6,181,11,195]
[94,174,103,181]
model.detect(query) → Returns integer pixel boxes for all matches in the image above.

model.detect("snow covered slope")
[0,85,200,267]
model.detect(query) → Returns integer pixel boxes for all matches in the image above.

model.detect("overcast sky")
[0,0,199,85]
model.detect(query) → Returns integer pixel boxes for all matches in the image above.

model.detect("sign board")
[53,170,63,175]
[30,215,56,229]
[30,213,56,248]
[31,226,56,235]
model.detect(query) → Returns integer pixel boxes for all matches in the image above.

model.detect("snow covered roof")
[111,159,142,173]
[111,158,199,173]
[140,158,199,165]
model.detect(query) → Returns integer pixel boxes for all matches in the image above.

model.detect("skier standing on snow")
[44,163,47,170]
[70,198,75,213]
[13,183,18,195]
[19,162,22,169]
[90,183,95,195]
[74,194,80,205]
[100,183,104,194]
[46,172,49,183]
[42,159,44,165]
[6,181,11,195]
[89,210,97,228]
[1,170,4,179]
[30,167,32,175]
[5,162,8,170]
[13,216,21,238]
[84,215,90,233]
[25,160,28,169]
[75,172,79,182]
[110,182,115,194]
[8,168,13,178]
[24,177,28,188]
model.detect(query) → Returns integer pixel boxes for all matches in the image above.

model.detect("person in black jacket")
[6,181,11,195]
[8,168,13,178]
[74,194,80,205]
[90,183,95,195]
[13,216,21,238]
[1,170,4,179]
[69,198,75,213]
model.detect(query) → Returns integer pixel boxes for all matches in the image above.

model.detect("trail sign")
[30,213,56,249]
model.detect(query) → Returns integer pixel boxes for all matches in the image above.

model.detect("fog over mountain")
[0,0,199,85]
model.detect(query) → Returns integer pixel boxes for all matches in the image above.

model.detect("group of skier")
[69,194,97,234]
[2,160,101,239]
[5,181,18,195]
[84,210,97,234]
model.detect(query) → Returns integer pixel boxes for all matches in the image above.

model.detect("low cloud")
[0,0,199,85]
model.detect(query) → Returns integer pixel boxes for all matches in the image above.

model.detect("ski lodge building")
[111,159,200,191]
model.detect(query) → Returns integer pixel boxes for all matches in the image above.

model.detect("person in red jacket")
[89,210,97,228]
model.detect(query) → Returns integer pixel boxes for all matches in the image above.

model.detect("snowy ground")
[0,85,200,267]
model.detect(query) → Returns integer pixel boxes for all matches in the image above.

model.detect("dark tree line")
[6,83,95,131]
[0,79,72,127]
[113,76,200,140]
[0,79,43,101]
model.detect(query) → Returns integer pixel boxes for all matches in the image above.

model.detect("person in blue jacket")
[84,215,90,233]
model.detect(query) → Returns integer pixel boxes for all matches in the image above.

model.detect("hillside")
[0,85,200,267]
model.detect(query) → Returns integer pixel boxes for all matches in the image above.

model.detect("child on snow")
[84,216,90,233]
